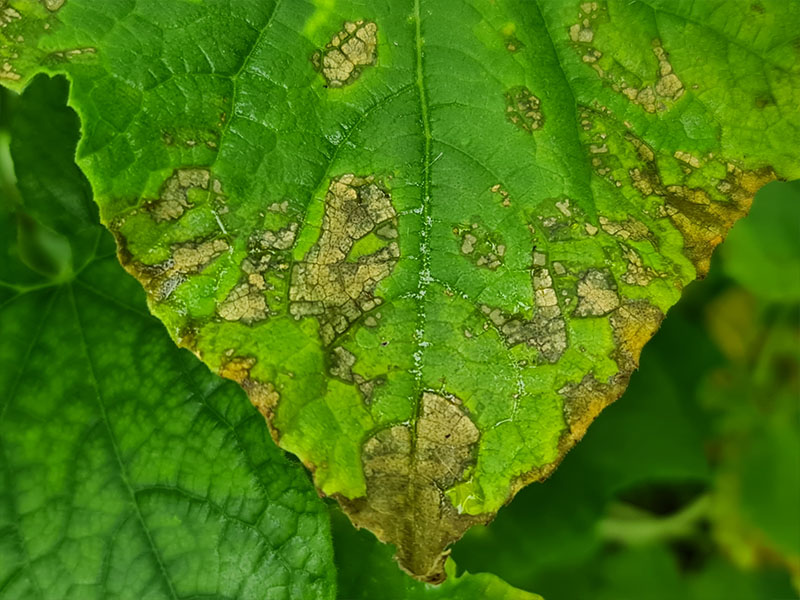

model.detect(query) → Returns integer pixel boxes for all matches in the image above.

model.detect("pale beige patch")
[148,168,211,222]
[290,174,399,344]
[313,21,378,87]
[505,86,544,133]
[574,268,620,316]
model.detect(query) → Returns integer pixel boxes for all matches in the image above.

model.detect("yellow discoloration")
[219,356,256,381]
[290,174,399,344]
[338,391,487,584]
[313,21,378,87]
[510,301,663,498]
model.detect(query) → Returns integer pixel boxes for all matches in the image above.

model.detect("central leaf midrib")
[410,0,433,444]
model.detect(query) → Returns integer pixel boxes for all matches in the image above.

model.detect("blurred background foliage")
[2,76,798,599]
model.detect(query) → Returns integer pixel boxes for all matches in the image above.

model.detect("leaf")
[2,0,798,581]
[0,78,336,599]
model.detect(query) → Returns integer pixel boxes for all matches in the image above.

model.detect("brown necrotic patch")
[337,391,488,583]
[289,174,399,344]
[328,345,385,405]
[312,20,377,87]
[580,105,775,277]
[505,86,544,133]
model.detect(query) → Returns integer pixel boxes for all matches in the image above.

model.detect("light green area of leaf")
[3,0,799,579]
[0,78,336,600]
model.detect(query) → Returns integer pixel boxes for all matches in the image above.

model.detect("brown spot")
[337,392,489,583]
[242,379,282,443]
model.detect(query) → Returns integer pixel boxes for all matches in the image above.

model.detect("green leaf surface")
[3,0,798,580]
[0,83,336,600]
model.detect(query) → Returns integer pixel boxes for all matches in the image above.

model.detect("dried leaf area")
[339,392,487,583]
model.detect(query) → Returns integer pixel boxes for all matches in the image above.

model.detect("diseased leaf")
[2,0,798,581]
[0,78,336,599]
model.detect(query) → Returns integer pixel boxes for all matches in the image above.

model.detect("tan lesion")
[573,268,620,317]
[454,219,506,270]
[481,249,568,364]
[289,174,399,344]
[337,391,488,583]
[127,237,230,301]
[312,20,378,87]
[147,168,211,222]
[505,86,544,133]
[42,0,65,11]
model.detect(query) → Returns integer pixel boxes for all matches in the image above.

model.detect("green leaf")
[0,84,336,599]
[3,0,798,580]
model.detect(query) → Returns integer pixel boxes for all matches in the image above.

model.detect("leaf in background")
[2,0,799,579]
[721,180,800,303]
[702,292,800,590]
[0,80,336,600]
